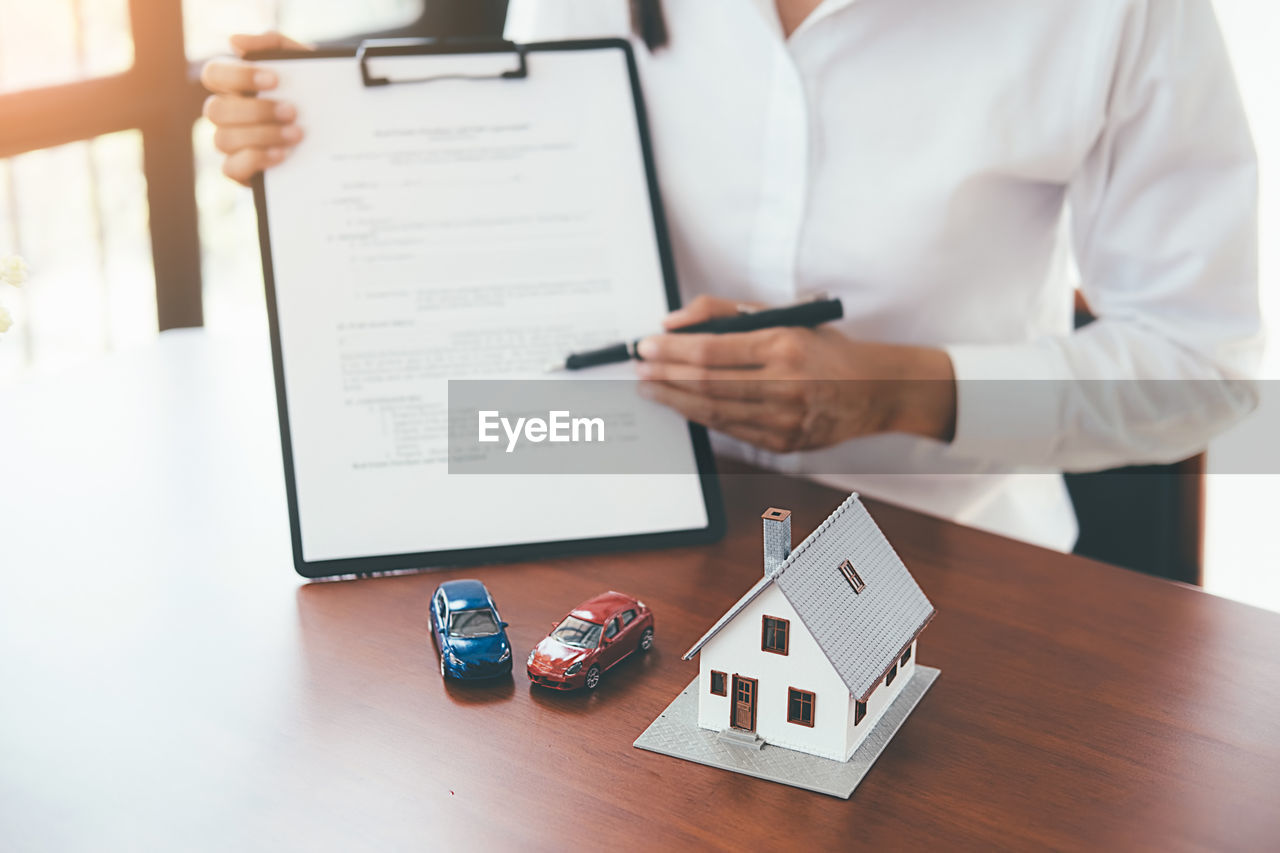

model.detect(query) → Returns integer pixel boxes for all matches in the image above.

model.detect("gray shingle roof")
[683,493,935,703]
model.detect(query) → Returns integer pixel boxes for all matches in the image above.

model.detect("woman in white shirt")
[200,0,1261,549]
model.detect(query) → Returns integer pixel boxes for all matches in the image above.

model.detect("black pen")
[548,297,844,372]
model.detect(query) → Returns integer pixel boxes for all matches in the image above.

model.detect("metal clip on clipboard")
[357,39,528,87]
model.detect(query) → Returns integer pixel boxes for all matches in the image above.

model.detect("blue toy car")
[429,579,513,680]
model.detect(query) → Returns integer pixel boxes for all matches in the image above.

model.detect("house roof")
[682,493,935,703]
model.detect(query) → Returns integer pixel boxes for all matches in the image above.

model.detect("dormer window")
[838,559,866,594]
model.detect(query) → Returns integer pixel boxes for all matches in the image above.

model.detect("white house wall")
[844,640,916,759]
[697,584,852,761]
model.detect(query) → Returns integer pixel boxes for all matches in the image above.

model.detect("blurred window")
[183,0,425,61]
[0,0,428,383]
[0,0,134,94]
[0,132,154,383]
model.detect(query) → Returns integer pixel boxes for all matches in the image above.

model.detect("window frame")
[0,0,213,330]
[901,645,912,665]
[0,1,457,334]
[886,662,898,687]
[786,687,816,728]
[855,699,867,725]
[761,615,789,656]
[710,670,727,696]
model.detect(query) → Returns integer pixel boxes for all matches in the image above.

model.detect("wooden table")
[3,330,1279,851]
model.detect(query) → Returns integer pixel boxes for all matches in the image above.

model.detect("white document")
[259,46,709,564]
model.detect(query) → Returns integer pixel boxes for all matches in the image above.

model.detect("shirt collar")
[751,0,862,43]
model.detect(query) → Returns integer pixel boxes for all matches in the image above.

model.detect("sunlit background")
[0,0,422,372]
[1,1,1275,609]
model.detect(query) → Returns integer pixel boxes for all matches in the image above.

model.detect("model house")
[682,494,935,762]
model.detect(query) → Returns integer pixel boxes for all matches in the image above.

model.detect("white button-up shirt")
[506,0,1261,549]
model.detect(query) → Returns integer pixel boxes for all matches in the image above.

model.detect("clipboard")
[251,38,724,579]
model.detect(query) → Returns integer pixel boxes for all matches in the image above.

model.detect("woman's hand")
[636,295,958,453]
[200,32,312,185]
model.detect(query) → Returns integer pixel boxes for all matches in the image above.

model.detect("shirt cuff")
[942,342,1069,468]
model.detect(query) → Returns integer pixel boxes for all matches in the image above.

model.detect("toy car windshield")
[551,616,602,649]
[448,609,501,638]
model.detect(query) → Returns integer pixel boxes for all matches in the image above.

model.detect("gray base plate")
[633,665,939,799]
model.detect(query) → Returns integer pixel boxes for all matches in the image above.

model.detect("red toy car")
[527,591,654,691]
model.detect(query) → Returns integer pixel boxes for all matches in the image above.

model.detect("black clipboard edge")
[251,39,725,580]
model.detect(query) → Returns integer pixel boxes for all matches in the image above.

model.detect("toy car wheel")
[639,628,654,651]
[584,665,602,690]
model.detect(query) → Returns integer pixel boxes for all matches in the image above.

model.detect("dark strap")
[630,0,669,49]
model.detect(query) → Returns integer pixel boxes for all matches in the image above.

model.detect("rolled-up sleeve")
[946,0,1262,472]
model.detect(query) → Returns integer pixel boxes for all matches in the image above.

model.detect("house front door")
[730,675,757,732]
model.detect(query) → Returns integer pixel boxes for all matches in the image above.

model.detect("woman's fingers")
[639,380,803,440]
[201,59,278,95]
[201,34,312,185]
[636,329,775,368]
[213,123,303,155]
[662,294,763,330]
[202,93,300,183]
[230,31,312,57]
[202,93,295,126]
[634,363,771,401]
[638,381,812,453]
[222,147,288,186]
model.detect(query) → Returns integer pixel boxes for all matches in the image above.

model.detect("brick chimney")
[762,507,792,575]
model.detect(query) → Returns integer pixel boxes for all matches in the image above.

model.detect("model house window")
[855,700,867,725]
[620,609,637,627]
[710,670,727,695]
[886,662,898,686]
[838,559,866,594]
[787,688,816,727]
[901,645,912,665]
[761,616,789,655]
